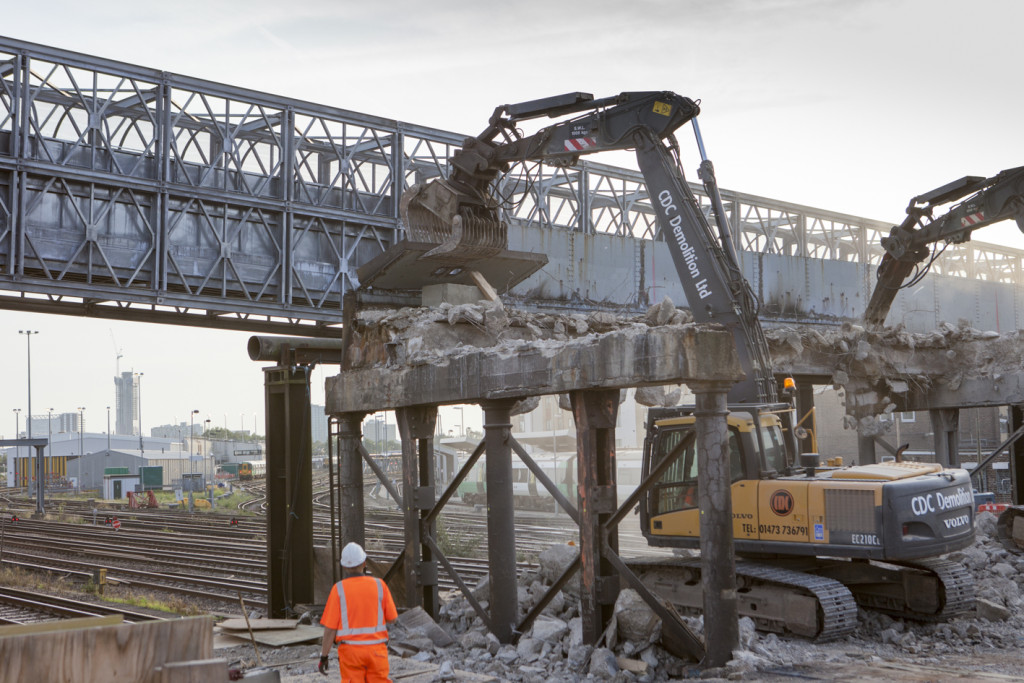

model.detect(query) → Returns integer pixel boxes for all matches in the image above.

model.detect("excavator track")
[627,556,858,642]
[807,557,974,623]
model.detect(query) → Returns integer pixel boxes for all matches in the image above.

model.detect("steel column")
[263,365,314,618]
[692,381,739,669]
[795,382,816,455]
[33,444,44,517]
[570,389,620,645]
[338,412,367,552]
[481,399,518,643]
[931,408,961,468]
[1011,406,1024,505]
[396,406,439,616]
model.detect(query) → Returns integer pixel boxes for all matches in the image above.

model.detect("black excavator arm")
[864,166,1024,327]
[404,91,776,404]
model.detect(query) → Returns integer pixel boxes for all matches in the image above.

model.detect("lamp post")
[77,406,85,494]
[13,409,20,485]
[189,409,199,512]
[135,372,144,456]
[19,330,38,488]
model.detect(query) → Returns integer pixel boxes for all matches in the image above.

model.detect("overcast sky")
[1,0,1022,439]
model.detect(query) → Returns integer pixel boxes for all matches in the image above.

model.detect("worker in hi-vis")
[319,542,398,681]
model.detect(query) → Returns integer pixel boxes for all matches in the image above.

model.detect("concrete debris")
[765,319,1024,428]
[346,299,692,372]
[613,589,660,645]
[635,384,683,407]
[350,296,1022,432]
[405,512,1024,682]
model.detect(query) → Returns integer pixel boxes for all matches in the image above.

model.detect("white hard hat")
[340,542,367,568]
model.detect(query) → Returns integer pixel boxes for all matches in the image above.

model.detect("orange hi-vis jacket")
[321,576,397,645]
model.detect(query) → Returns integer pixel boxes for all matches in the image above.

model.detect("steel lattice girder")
[1,36,1022,334]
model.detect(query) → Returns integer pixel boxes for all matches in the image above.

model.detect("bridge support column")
[571,389,620,646]
[481,400,518,643]
[264,365,314,618]
[692,381,739,669]
[338,412,367,556]
[1011,406,1024,505]
[396,406,439,617]
[931,408,960,468]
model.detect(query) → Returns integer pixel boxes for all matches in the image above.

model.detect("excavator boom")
[865,166,1024,326]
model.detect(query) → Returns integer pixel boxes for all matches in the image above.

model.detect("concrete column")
[857,432,877,465]
[570,389,620,645]
[337,413,366,550]
[481,399,517,642]
[692,381,738,669]
[396,406,439,616]
[931,408,960,468]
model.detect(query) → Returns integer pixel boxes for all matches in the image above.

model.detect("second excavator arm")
[864,166,1024,327]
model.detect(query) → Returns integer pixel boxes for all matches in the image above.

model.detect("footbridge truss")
[2,36,1023,335]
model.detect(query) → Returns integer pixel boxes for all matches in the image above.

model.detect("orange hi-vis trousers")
[336,641,390,682]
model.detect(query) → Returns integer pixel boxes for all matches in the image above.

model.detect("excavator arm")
[404,91,776,403]
[864,166,1024,327]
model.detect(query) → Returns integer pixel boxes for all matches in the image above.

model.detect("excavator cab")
[640,404,793,545]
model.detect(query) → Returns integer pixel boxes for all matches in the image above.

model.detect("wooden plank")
[0,615,213,683]
[466,270,499,302]
[0,614,122,638]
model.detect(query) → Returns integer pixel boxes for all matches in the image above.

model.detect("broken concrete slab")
[218,619,298,632]
[327,323,742,413]
[765,321,1024,425]
[393,606,455,647]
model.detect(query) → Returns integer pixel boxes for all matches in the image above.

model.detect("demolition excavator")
[861,165,1024,556]
[402,91,977,640]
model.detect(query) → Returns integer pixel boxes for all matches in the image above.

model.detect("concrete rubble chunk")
[528,615,569,644]
[588,647,620,680]
[975,598,1012,621]
[538,543,579,588]
[613,588,660,645]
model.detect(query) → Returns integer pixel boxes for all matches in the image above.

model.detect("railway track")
[0,475,659,619]
[0,586,163,625]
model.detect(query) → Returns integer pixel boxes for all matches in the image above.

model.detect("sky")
[1,0,1022,440]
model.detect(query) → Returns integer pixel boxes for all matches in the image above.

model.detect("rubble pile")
[374,515,1024,682]
[345,299,693,371]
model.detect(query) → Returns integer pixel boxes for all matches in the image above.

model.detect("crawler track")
[628,556,859,641]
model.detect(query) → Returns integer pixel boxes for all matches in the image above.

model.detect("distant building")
[113,371,138,436]
[311,404,328,444]
[151,422,201,440]
[26,412,80,439]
